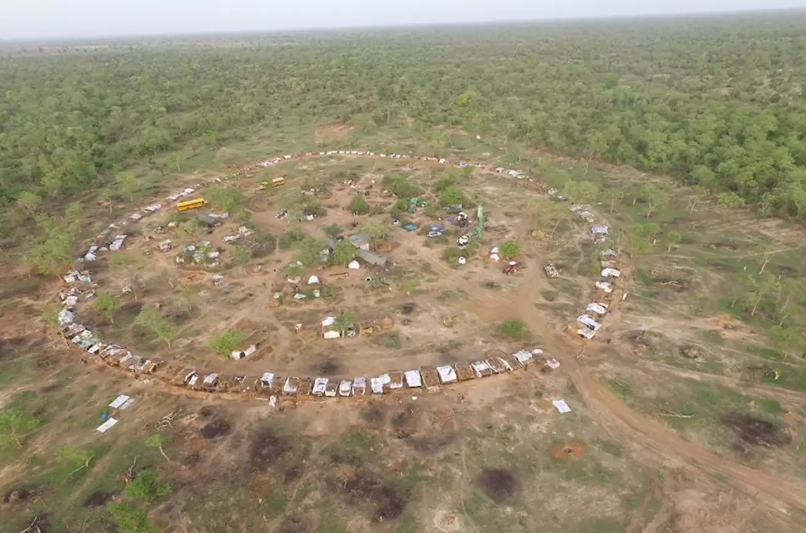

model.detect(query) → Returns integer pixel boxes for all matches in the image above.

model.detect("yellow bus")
[177,198,207,211]
[272,177,286,188]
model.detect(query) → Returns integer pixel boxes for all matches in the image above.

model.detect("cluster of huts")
[567,203,622,341]
[56,148,557,397]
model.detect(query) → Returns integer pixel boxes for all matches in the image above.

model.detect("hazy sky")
[1,0,804,40]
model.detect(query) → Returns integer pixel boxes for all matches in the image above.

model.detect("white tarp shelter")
[552,400,571,413]
[370,374,391,394]
[578,327,597,340]
[96,418,118,433]
[339,380,353,397]
[404,370,422,388]
[577,315,603,331]
[595,281,613,294]
[312,378,329,395]
[587,303,608,315]
[109,395,131,409]
[514,350,533,365]
[260,373,275,387]
[437,365,457,384]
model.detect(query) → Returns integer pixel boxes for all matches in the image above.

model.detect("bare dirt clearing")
[3,152,806,532]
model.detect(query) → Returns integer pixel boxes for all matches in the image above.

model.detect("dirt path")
[496,258,806,513]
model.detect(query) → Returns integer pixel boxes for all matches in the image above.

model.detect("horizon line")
[1,6,804,44]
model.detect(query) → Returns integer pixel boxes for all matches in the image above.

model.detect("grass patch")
[496,319,530,340]
[758,399,782,414]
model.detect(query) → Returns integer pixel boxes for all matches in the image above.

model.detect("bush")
[439,186,467,207]
[497,319,530,340]
[434,175,456,192]
[208,329,248,356]
[499,240,520,258]
[206,186,245,213]
[279,228,307,250]
[348,195,370,215]
[382,173,423,198]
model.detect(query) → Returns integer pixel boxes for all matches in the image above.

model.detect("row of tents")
[60,148,550,397]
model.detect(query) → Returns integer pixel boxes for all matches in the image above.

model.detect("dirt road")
[427,233,806,513]
[499,260,806,514]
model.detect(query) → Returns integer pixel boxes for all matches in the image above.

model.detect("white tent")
[307,275,320,285]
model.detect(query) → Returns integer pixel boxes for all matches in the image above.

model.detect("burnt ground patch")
[361,401,387,427]
[249,427,291,472]
[83,490,115,508]
[389,405,457,454]
[327,466,409,522]
[283,464,302,484]
[475,468,520,504]
[2,486,40,508]
[722,413,791,448]
[182,452,201,468]
[312,358,341,376]
[398,302,417,315]
[0,336,29,361]
[200,418,231,439]
[278,515,309,533]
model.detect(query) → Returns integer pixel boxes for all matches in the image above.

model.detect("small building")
[357,249,387,267]
[350,233,371,250]
[197,214,220,229]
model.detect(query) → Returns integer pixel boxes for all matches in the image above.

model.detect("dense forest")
[1,12,806,216]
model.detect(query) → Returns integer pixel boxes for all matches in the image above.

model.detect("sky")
[0,0,804,40]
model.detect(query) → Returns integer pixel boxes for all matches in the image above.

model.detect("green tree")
[145,434,171,463]
[295,237,328,267]
[110,252,146,300]
[348,195,370,215]
[664,231,682,252]
[434,174,456,192]
[206,186,245,213]
[528,196,570,239]
[125,470,172,504]
[116,172,140,203]
[134,306,175,347]
[742,272,776,318]
[27,212,80,276]
[107,502,159,533]
[717,191,746,209]
[0,407,41,449]
[499,240,520,258]
[637,183,670,218]
[330,240,356,266]
[208,329,247,357]
[323,224,343,240]
[15,191,42,218]
[625,223,661,256]
[359,220,389,249]
[562,180,600,204]
[94,290,119,324]
[439,186,466,207]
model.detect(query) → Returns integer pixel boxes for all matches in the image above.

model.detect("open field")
[3,11,806,533]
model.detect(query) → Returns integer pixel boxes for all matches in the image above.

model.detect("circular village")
[55,150,622,405]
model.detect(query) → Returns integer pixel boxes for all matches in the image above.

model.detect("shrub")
[439,186,467,207]
[279,228,307,250]
[348,195,370,215]
[497,319,530,340]
[208,329,248,357]
[499,240,520,258]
